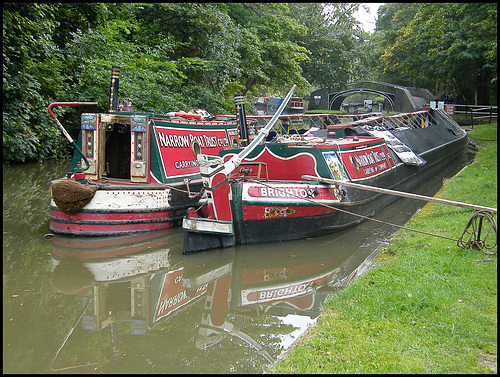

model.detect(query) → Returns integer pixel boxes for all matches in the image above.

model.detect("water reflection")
[47,225,379,373]
[3,153,470,373]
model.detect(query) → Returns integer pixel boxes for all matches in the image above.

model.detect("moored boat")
[48,66,251,236]
[254,95,304,113]
[182,85,469,253]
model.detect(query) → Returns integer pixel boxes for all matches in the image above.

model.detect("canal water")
[3,156,469,374]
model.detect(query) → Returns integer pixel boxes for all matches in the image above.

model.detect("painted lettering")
[158,132,170,148]
[203,135,217,148]
[353,150,385,168]
[175,160,199,169]
[159,131,232,150]
[157,290,188,314]
[257,282,310,300]
[257,186,315,199]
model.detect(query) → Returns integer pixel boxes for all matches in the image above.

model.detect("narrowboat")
[48,66,252,236]
[267,96,304,111]
[182,85,469,253]
[254,96,303,113]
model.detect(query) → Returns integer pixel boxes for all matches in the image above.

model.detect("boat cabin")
[71,111,242,184]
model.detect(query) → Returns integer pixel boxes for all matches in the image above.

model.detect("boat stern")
[182,207,236,253]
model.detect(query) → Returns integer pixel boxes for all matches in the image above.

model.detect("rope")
[457,211,497,254]
[86,178,204,198]
[165,183,203,199]
[245,178,497,248]
[49,298,98,371]
[196,156,225,167]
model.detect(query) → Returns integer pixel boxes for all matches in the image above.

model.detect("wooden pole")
[302,175,497,213]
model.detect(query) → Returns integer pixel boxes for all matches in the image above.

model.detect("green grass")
[271,122,497,374]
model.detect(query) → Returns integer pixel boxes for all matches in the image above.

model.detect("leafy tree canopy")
[374,3,497,104]
[3,3,497,165]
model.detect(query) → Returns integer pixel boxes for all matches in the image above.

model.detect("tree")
[288,3,369,92]
[375,3,497,104]
[3,3,69,163]
[226,3,310,96]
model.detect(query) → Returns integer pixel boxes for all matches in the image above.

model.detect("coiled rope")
[457,210,497,254]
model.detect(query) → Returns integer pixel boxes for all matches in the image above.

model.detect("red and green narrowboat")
[182,85,469,253]
[48,66,251,236]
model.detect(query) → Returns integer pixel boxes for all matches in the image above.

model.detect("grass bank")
[270,122,497,374]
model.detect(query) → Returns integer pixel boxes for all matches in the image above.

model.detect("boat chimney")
[108,65,120,113]
[234,93,249,147]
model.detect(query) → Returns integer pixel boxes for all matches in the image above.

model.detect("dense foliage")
[3,3,497,165]
[373,3,497,104]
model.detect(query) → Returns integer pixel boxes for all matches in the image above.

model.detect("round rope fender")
[50,180,97,214]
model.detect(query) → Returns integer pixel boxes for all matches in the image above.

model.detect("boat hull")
[240,133,468,244]
[49,111,240,236]
[183,110,469,252]
[50,180,203,236]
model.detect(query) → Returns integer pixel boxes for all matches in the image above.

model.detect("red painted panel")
[50,209,171,221]
[232,148,318,181]
[153,268,207,323]
[242,204,337,220]
[339,145,394,181]
[247,185,340,201]
[153,126,238,178]
[210,173,233,222]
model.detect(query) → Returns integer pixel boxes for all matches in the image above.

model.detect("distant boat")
[254,96,304,112]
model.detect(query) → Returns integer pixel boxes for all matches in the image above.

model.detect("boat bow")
[183,85,297,252]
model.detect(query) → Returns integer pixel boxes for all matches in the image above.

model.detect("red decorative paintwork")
[225,148,318,181]
[153,125,239,179]
[247,185,340,201]
[340,144,394,181]
[210,173,233,222]
[153,268,207,323]
[242,204,337,220]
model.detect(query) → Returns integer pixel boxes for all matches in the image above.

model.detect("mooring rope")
[86,178,203,199]
[245,178,497,252]
[165,182,203,199]
[49,298,98,371]
[457,210,497,254]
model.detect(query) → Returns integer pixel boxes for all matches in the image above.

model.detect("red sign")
[153,268,207,322]
[444,105,455,115]
[153,126,239,178]
[247,184,340,201]
[340,145,394,181]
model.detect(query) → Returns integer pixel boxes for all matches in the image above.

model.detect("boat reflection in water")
[49,222,383,373]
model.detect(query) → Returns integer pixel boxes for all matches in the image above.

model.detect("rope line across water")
[246,178,497,252]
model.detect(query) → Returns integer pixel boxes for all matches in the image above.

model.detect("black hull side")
[235,133,469,245]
